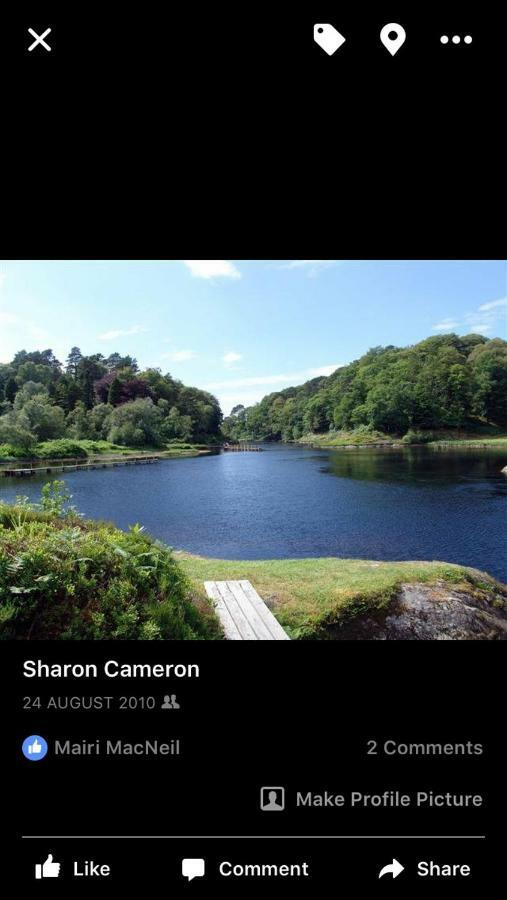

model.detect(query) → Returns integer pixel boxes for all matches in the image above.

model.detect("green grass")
[299,430,507,449]
[177,553,503,638]
[1,493,503,639]
[0,438,216,464]
[299,430,393,447]
[429,436,507,448]
[75,440,142,455]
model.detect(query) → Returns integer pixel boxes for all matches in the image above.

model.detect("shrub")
[352,423,376,436]
[0,419,36,453]
[0,509,221,640]
[77,440,125,454]
[402,429,434,444]
[35,439,88,459]
[39,481,75,517]
[0,444,28,460]
[105,398,163,447]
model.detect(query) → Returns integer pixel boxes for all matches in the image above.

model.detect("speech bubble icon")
[182,858,205,881]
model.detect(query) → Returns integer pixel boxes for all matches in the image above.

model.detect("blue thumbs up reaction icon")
[22,735,48,761]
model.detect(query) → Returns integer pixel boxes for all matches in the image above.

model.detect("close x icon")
[27,26,52,52]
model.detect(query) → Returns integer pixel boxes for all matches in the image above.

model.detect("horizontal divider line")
[22,834,487,840]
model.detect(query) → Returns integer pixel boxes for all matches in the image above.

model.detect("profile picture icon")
[260,786,285,811]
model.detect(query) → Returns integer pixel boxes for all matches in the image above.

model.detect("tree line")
[0,347,222,452]
[222,334,507,442]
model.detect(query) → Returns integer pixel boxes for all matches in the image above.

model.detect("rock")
[331,581,507,640]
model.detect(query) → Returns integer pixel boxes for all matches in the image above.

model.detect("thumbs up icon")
[35,854,61,879]
[22,734,48,761]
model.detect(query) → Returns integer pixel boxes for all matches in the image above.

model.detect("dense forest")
[222,334,507,442]
[0,347,222,454]
[1,334,506,456]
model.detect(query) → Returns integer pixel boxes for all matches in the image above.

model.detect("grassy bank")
[429,437,507,448]
[1,496,504,639]
[298,430,395,447]
[178,553,504,638]
[298,429,507,449]
[0,438,218,464]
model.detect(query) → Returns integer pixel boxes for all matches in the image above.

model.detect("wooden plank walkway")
[204,580,289,640]
[0,456,161,477]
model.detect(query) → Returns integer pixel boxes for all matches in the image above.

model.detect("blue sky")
[0,259,505,413]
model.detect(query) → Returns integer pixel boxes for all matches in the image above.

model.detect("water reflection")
[324,446,507,489]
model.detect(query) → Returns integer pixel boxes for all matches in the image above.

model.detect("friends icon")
[161,694,180,710]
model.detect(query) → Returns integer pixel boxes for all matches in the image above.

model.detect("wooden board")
[204,580,290,640]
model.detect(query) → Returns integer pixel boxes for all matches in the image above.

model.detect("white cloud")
[463,322,492,335]
[98,325,146,341]
[0,310,49,339]
[478,297,507,312]
[213,363,340,415]
[205,364,340,391]
[223,351,242,365]
[0,311,19,325]
[218,392,266,408]
[276,260,342,276]
[307,364,339,377]
[182,260,241,279]
[432,297,506,336]
[217,391,268,415]
[163,350,197,362]
[432,318,459,332]
[464,298,506,336]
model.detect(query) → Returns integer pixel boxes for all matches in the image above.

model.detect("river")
[0,444,505,581]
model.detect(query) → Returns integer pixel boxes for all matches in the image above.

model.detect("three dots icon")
[440,35,473,44]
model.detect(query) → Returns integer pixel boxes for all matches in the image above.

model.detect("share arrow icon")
[378,858,405,879]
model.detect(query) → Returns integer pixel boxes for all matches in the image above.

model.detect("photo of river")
[1,443,505,582]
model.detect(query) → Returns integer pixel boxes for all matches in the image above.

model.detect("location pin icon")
[380,23,406,56]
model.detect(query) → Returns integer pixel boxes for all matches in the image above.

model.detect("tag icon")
[314,24,346,56]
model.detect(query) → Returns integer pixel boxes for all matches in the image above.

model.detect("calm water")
[1,444,506,581]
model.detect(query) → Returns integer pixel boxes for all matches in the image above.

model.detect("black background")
[1,2,505,893]
[1,4,504,258]
[5,641,501,891]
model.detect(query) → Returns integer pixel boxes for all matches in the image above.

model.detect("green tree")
[13,381,49,409]
[470,339,507,425]
[108,377,122,407]
[160,406,193,442]
[230,333,507,441]
[0,416,36,452]
[82,368,95,410]
[106,398,162,446]
[302,394,330,434]
[4,377,18,404]
[66,346,83,378]
[66,401,92,439]
[88,403,113,439]
[21,398,66,441]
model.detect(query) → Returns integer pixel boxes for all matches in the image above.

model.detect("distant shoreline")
[298,437,507,451]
